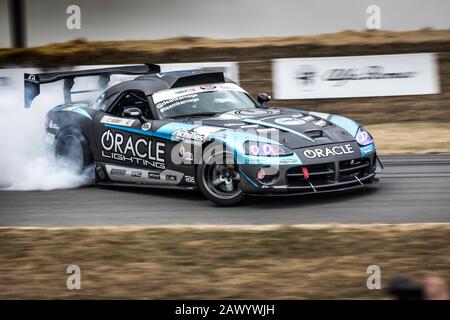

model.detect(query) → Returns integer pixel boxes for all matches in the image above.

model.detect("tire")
[55,129,93,175]
[197,143,245,206]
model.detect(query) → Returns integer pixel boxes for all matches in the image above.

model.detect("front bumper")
[239,153,382,195]
[250,176,379,197]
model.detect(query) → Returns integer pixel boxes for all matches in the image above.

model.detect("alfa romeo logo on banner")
[273,53,440,99]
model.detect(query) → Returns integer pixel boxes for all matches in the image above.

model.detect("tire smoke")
[0,69,91,190]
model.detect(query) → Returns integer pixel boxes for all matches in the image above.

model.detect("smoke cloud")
[0,69,91,190]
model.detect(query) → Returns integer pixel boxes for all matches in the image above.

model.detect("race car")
[25,64,383,205]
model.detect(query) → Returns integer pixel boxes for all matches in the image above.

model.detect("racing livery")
[25,64,383,205]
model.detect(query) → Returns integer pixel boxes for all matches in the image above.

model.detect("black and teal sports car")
[25,64,383,205]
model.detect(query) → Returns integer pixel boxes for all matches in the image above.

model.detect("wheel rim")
[203,151,241,199]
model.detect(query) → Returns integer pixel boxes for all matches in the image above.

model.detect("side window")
[109,90,151,118]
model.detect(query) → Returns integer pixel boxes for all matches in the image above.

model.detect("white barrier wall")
[272,53,440,99]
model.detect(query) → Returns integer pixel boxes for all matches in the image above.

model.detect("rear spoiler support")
[24,63,160,108]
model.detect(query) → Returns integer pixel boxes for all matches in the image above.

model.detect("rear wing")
[24,63,161,108]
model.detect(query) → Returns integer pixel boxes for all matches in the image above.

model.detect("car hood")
[192,108,358,149]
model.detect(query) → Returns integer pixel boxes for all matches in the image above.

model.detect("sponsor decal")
[101,115,135,127]
[131,170,143,178]
[104,165,185,186]
[165,174,177,182]
[153,83,244,105]
[361,144,375,155]
[274,117,306,126]
[303,144,355,159]
[174,88,197,95]
[148,172,161,180]
[141,122,152,131]
[26,74,38,82]
[156,94,200,113]
[110,168,126,176]
[172,129,205,142]
[200,85,216,90]
[279,158,297,164]
[101,130,165,169]
[185,175,196,184]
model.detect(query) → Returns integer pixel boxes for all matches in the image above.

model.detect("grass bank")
[367,121,450,155]
[0,224,449,299]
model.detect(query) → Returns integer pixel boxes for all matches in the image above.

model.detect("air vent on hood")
[304,129,334,143]
[304,129,324,139]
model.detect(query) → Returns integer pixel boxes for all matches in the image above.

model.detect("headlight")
[244,141,293,156]
[356,127,374,146]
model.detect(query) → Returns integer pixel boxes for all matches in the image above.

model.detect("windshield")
[152,83,259,119]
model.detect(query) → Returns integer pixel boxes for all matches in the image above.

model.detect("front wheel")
[197,143,245,206]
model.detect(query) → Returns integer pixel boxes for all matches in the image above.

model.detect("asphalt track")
[0,155,449,226]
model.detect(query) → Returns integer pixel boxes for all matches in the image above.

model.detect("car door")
[92,90,170,185]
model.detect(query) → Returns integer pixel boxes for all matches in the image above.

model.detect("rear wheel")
[55,130,93,176]
[197,143,245,206]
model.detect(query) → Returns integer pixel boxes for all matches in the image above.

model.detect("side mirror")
[257,93,271,108]
[122,107,142,118]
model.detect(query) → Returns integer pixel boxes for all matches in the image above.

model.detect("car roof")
[103,69,234,98]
